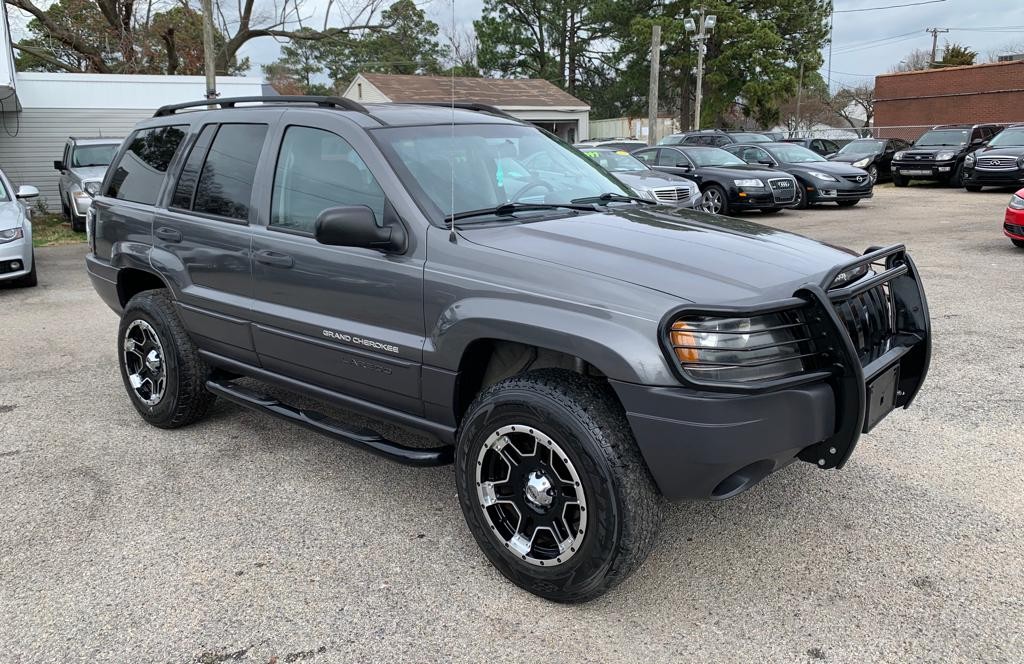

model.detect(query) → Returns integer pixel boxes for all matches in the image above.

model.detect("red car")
[1006,188,1024,248]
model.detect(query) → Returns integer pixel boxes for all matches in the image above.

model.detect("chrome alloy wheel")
[700,188,723,214]
[123,320,166,406]
[476,425,587,567]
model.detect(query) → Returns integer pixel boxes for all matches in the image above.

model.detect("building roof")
[355,73,589,109]
[875,59,1024,79]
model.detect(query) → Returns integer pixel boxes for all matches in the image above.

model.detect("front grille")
[832,283,896,365]
[841,174,870,185]
[977,156,1019,170]
[903,151,935,161]
[837,190,868,199]
[651,186,692,203]
[768,178,796,203]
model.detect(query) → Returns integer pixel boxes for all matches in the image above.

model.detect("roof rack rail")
[153,95,368,118]
[399,101,518,121]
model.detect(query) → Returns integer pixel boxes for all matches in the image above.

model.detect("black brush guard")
[658,244,931,470]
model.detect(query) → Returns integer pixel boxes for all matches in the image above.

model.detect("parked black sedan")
[725,142,873,208]
[829,138,912,184]
[963,123,1024,192]
[632,145,798,215]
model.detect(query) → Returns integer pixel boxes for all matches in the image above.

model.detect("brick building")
[874,60,1024,138]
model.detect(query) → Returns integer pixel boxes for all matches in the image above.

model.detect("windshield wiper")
[571,192,657,206]
[451,202,594,222]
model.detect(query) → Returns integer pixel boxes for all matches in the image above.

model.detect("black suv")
[963,123,1024,191]
[658,129,774,147]
[891,123,1002,187]
[85,96,931,603]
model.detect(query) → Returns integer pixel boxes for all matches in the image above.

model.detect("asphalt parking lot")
[1,184,1021,663]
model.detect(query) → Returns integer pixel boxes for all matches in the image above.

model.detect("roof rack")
[153,96,368,118]
[398,101,518,121]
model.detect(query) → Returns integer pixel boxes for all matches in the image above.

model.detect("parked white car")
[55,136,122,232]
[0,170,40,288]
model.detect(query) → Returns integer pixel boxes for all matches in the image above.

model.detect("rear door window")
[170,124,218,210]
[105,125,187,205]
[192,124,268,221]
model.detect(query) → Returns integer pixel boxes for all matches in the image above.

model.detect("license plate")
[900,169,931,176]
[863,364,900,433]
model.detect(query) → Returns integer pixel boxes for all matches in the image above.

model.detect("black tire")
[14,250,37,288]
[61,196,71,221]
[700,184,729,215]
[867,165,878,184]
[70,212,85,233]
[965,185,982,192]
[1012,239,1024,248]
[455,369,662,603]
[118,289,215,428]
[759,208,782,215]
[794,181,809,209]
[950,162,964,188]
[836,200,859,207]
[892,173,909,187]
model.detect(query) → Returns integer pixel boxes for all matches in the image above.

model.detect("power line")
[834,0,947,12]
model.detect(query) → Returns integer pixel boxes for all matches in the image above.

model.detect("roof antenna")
[448,0,457,243]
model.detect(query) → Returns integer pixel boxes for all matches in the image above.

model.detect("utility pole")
[795,61,804,135]
[201,0,218,101]
[927,27,949,67]
[826,0,834,89]
[685,8,716,131]
[648,24,661,146]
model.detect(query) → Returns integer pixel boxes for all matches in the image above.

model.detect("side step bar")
[205,379,454,467]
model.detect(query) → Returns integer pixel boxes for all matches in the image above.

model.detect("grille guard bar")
[658,244,932,470]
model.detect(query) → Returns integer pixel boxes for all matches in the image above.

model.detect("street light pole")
[201,0,218,101]
[648,24,661,146]
[685,8,716,131]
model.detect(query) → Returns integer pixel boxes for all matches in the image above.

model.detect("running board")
[205,379,454,467]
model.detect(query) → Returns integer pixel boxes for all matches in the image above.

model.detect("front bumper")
[730,185,796,210]
[615,245,931,501]
[0,232,32,282]
[965,167,1024,187]
[1005,208,1024,240]
[70,191,93,217]
[806,179,874,203]
[892,160,957,181]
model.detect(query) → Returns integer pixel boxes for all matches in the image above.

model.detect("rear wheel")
[892,173,909,187]
[455,369,661,603]
[1012,239,1024,248]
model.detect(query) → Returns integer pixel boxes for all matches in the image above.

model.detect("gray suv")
[55,136,122,231]
[85,96,932,603]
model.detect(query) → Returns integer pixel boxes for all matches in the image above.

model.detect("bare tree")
[830,84,874,137]
[889,48,931,73]
[986,40,1024,62]
[439,24,478,75]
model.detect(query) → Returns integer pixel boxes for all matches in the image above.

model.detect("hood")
[460,207,857,304]
[785,160,866,176]
[613,170,695,188]
[830,153,877,165]
[0,201,26,232]
[974,146,1024,158]
[70,165,108,182]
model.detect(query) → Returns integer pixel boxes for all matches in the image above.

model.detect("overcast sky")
[216,0,1024,87]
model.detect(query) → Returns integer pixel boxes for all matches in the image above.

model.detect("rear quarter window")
[105,125,187,205]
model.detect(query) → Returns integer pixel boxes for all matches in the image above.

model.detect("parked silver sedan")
[0,169,40,288]
[580,147,702,208]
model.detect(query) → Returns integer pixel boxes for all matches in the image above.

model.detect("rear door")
[248,110,426,414]
[151,114,277,365]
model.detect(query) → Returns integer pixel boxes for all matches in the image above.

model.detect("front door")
[249,114,426,414]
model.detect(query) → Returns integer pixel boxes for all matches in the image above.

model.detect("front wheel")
[700,185,729,215]
[893,173,909,187]
[867,165,878,184]
[14,250,37,287]
[455,369,662,603]
[1012,239,1024,248]
[118,289,216,428]
[794,181,809,209]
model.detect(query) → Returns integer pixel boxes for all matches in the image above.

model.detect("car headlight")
[733,178,764,188]
[894,151,906,160]
[1009,194,1024,210]
[808,171,838,182]
[936,151,956,161]
[964,153,975,167]
[72,190,91,200]
[852,158,871,168]
[83,181,101,196]
[0,226,25,243]
[667,313,811,383]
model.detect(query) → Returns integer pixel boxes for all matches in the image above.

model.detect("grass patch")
[31,212,85,248]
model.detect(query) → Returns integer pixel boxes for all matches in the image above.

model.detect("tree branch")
[11,42,83,72]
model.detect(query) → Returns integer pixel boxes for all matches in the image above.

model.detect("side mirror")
[824,152,837,159]
[675,162,691,170]
[971,137,985,145]
[16,185,39,199]
[314,205,406,252]
[53,160,65,171]
[758,159,774,166]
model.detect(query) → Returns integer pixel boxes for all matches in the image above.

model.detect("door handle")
[255,250,294,268]
[155,226,182,243]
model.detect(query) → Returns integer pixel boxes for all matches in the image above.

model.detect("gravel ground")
[1,184,1021,663]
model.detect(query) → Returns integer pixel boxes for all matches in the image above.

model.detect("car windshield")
[373,123,632,222]
[988,128,1024,147]
[731,133,771,143]
[681,147,746,167]
[72,144,119,168]
[767,144,827,163]
[838,140,884,156]
[581,149,648,172]
[916,129,968,147]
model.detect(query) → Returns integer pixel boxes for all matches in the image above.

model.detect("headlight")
[1009,194,1024,210]
[667,313,810,383]
[964,153,975,166]
[808,171,838,182]
[935,151,956,161]
[83,181,101,196]
[852,158,871,168]
[829,263,870,288]
[894,151,906,160]
[0,226,25,243]
[733,178,764,188]
[72,190,90,200]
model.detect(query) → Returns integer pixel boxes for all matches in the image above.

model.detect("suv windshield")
[374,123,631,221]
[681,147,746,167]
[582,150,648,172]
[838,140,884,156]
[916,129,969,147]
[767,144,826,163]
[72,144,119,168]
[988,127,1024,147]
